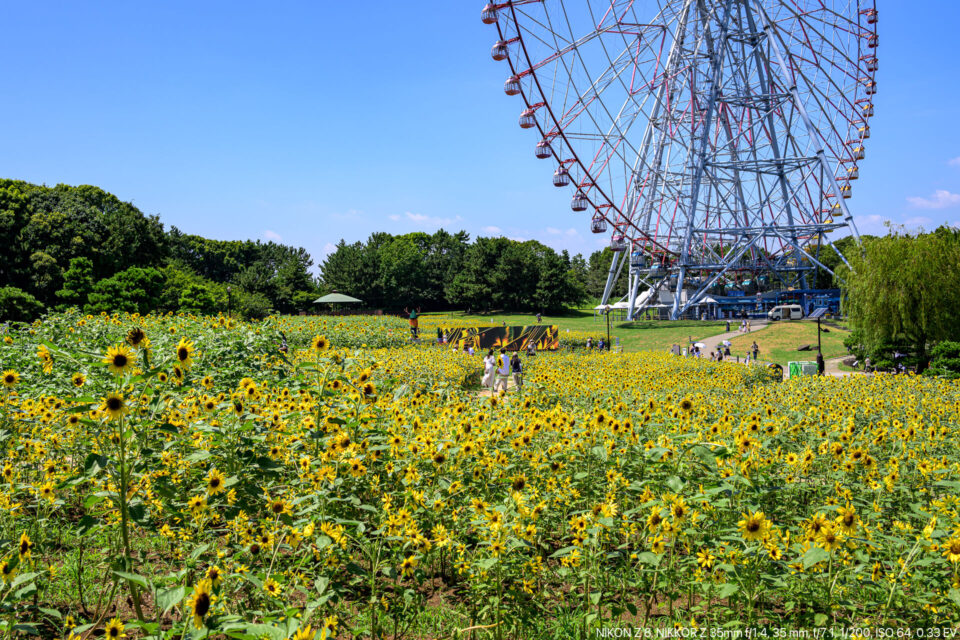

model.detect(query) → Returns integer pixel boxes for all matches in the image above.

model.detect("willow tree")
[840,226,960,370]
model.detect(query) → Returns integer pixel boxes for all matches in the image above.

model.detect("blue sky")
[2,1,959,271]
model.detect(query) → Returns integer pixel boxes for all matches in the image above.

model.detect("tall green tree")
[841,226,960,370]
[56,257,95,309]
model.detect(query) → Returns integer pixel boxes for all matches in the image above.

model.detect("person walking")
[751,341,759,362]
[481,350,495,388]
[510,352,523,390]
[494,349,511,394]
[536,312,542,324]
[405,307,421,339]
[726,320,731,332]
[586,337,593,350]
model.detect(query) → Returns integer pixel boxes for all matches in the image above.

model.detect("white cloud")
[949,157,960,167]
[565,228,579,237]
[481,225,502,235]
[546,227,562,235]
[263,230,282,242]
[388,214,401,221]
[322,242,337,256]
[906,190,960,210]
[865,214,887,224]
[396,211,462,228]
[904,216,932,227]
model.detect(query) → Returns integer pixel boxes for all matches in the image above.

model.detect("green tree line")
[0,179,626,322]
[320,231,612,312]
[0,179,321,321]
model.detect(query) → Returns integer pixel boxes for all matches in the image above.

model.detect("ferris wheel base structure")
[482,0,878,321]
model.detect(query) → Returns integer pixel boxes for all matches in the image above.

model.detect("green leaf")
[242,624,286,640]
[589,591,601,606]
[715,583,738,599]
[689,445,717,469]
[156,585,185,614]
[666,476,685,493]
[10,572,40,590]
[185,450,210,463]
[802,547,830,569]
[814,613,829,626]
[314,576,329,595]
[189,543,211,560]
[948,588,960,608]
[112,571,151,590]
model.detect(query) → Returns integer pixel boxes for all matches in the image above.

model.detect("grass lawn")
[420,310,729,352]
[727,320,851,366]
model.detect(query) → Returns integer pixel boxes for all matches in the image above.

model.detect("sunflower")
[267,497,291,516]
[0,557,15,583]
[321,616,340,640]
[205,564,223,587]
[679,397,694,412]
[206,469,226,495]
[175,338,195,368]
[186,578,214,629]
[101,393,128,421]
[104,618,126,640]
[737,511,771,542]
[39,482,55,502]
[311,335,330,351]
[400,554,419,576]
[292,625,316,640]
[18,532,32,560]
[835,505,858,535]
[126,327,146,348]
[696,549,715,569]
[71,372,86,387]
[263,578,282,597]
[2,370,20,387]
[942,538,960,564]
[102,345,134,376]
[816,523,844,552]
[187,492,208,512]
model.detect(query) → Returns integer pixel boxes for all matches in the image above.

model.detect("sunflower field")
[2,311,960,639]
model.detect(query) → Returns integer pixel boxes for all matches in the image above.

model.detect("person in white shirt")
[481,350,495,388]
[494,349,510,393]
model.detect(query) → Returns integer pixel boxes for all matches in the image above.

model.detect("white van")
[768,304,803,321]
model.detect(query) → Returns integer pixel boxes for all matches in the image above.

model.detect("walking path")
[690,321,867,379]
[695,319,768,360]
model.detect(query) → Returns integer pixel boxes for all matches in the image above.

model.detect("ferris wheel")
[481,0,878,319]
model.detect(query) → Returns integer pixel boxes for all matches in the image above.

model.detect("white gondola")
[504,75,521,96]
[591,217,607,234]
[535,140,552,159]
[481,4,498,24]
[552,166,571,187]
[491,41,509,61]
[610,235,626,252]
[519,108,537,129]
[571,190,589,212]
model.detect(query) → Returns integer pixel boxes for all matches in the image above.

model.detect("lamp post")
[227,286,232,317]
[603,304,612,350]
